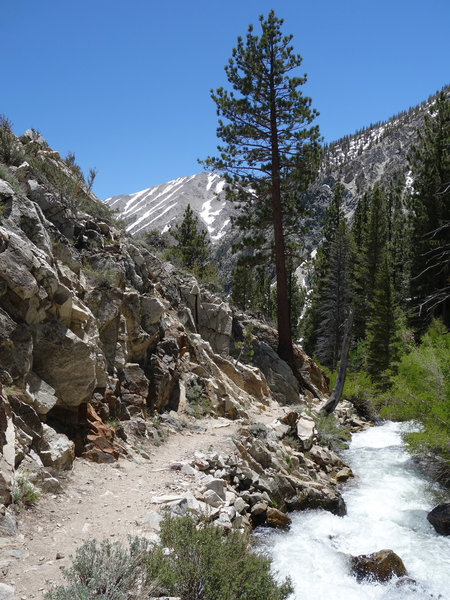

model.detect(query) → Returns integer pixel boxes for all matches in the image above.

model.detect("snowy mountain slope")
[105,172,234,243]
[105,85,449,280]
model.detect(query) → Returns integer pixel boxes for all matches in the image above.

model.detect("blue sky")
[2,0,449,199]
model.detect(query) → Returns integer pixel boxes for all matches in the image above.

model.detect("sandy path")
[1,404,279,599]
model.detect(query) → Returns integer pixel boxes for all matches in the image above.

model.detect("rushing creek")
[257,421,450,599]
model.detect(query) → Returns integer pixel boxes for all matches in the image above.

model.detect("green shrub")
[377,320,449,475]
[12,475,40,511]
[186,384,214,418]
[46,514,293,600]
[0,163,26,196]
[45,537,155,600]
[312,412,351,451]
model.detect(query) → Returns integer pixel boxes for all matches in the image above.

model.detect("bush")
[312,412,351,451]
[45,537,155,600]
[186,384,214,418]
[377,320,449,476]
[46,514,292,600]
[12,475,40,511]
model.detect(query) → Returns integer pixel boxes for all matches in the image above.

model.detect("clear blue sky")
[2,0,449,199]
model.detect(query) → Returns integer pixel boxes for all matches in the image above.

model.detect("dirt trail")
[1,404,280,599]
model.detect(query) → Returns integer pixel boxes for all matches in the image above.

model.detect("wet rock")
[427,503,450,536]
[265,507,291,530]
[286,486,347,516]
[350,549,407,582]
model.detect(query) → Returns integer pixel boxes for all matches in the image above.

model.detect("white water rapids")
[257,421,450,599]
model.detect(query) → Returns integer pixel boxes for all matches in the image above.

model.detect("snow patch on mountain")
[105,172,234,243]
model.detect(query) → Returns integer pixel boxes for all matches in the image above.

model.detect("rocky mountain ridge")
[106,85,449,273]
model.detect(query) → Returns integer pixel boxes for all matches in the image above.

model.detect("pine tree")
[365,253,402,385]
[315,219,353,369]
[408,90,450,331]
[169,204,210,274]
[302,183,346,357]
[351,185,388,342]
[203,10,320,365]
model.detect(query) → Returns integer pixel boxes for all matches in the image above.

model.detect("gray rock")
[203,489,224,508]
[33,322,97,408]
[203,476,226,500]
[24,372,58,415]
[0,505,17,536]
[0,583,15,600]
[296,415,316,451]
[38,424,75,470]
[136,510,162,531]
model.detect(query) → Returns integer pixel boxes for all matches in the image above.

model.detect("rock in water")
[427,503,450,536]
[350,549,407,582]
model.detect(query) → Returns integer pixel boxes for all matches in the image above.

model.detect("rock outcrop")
[0,128,338,508]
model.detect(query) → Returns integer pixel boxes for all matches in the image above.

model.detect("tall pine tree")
[203,10,320,365]
[315,219,353,369]
[365,252,402,385]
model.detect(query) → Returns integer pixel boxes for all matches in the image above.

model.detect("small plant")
[0,163,25,196]
[186,384,213,419]
[106,418,121,431]
[83,263,117,287]
[312,412,351,451]
[234,325,255,365]
[0,115,20,165]
[284,434,301,450]
[284,454,293,472]
[12,475,39,511]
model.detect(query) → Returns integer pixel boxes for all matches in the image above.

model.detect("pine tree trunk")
[321,310,353,415]
[269,46,294,366]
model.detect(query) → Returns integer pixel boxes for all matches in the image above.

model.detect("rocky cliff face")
[0,129,330,507]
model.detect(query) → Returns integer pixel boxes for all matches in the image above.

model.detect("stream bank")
[258,421,450,599]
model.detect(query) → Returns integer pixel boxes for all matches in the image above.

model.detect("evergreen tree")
[365,252,402,385]
[315,219,353,369]
[203,10,320,365]
[351,185,388,342]
[408,90,450,331]
[302,183,346,357]
[169,204,210,274]
[230,262,254,311]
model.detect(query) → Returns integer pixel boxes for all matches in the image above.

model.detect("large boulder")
[0,309,33,381]
[252,341,299,405]
[427,503,450,536]
[38,424,75,470]
[350,549,407,582]
[33,322,97,408]
[296,414,316,451]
